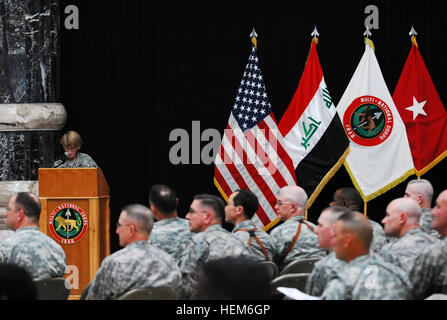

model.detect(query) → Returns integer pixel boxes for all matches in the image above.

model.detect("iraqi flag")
[336,37,415,202]
[393,33,447,176]
[278,36,350,209]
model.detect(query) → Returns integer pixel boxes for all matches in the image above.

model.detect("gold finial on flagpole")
[409,26,419,48]
[364,27,375,51]
[250,28,258,50]
[311,26,319,45]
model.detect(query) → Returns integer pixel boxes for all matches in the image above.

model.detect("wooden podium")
[38,168,110,299]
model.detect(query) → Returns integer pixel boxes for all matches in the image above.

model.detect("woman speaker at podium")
[54,130,98,168]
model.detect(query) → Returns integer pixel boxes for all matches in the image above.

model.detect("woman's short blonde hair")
[60,131,83,148]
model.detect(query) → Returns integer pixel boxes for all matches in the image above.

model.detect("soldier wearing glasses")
[270,186,326,269]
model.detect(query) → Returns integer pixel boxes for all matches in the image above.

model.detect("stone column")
[0,0,66,237]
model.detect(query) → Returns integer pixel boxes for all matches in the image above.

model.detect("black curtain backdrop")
[59,0,447,253]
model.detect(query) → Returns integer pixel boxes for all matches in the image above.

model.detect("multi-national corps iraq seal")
[49,203,88,244]
[343,95,394,146]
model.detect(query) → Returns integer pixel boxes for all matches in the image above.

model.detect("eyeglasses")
[276,200,292,206]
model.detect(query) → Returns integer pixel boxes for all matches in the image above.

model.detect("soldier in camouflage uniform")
[404,179,441,239]
[305,206,350,296]
[380,198,438,275]
[0,192,66,281]
[86,204,180,300]
[322,212,413,300]
[330,187,388,253]
[54,130,98,168]
[225,189,275,262]
[148,184,191,264]
[178,194,250,300]
[409,189,447,299]
[270,186,326,269]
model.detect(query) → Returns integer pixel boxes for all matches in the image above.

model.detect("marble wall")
[0,0,65,234]
[0,0,59,103]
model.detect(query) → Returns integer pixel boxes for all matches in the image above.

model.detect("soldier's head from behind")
[0,264,37,300]
[195,256,271,300]
[382,197,421,238]
[60,130,83,160]
[316,206,352,251]
[225,189,259,226]
[116,204,154,247]
[186,194,226,233]
[432,189,447,237]
[274,186,307,221]
[149,184,178,220]
[334,212,372,262]
[330,187,363,212]
[404,179,434,209]
[6,192,41,231]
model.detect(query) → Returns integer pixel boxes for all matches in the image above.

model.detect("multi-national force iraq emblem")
[343,95,394,146]
[49,203,88,244]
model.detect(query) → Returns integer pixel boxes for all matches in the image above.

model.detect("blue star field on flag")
[232,46,271,131]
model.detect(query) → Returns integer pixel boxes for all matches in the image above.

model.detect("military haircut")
[323,206,353,225]
[14,192,41,223]
[194,194,226,222]
[392,197,422,223]
[337,211,373,249]
[233,189,259,219]
[122,204,154,235]
[338,187,363,211]
[407,179,434,202]
[149,184,178,214]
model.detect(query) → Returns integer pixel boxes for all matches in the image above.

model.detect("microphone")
[54,152,69,168]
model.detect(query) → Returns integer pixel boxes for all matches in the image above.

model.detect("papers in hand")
[277,287,321,300]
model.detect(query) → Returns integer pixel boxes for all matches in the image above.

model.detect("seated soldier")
[178,194,250,299]
[404,179,441,238]
[322,212,413,300]
[148,184,191,264]
[0,192,66,281]
[225,189,276,262]
[380,198,437,275]
[305,206,350,296]
[330,187,387,252]
[86,204,181,300]
[410,189,447,299]
[270,186,326,269]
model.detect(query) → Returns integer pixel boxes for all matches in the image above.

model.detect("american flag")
[214,44,297,230]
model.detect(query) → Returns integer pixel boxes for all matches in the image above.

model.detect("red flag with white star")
[393,36,447,176]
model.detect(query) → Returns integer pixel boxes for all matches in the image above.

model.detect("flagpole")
[410,26,418,48]
[409,26,421,180]
[250,28,257,50]
[364,26,375,51]
[304,27,320,222]
[363,26,372,218]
